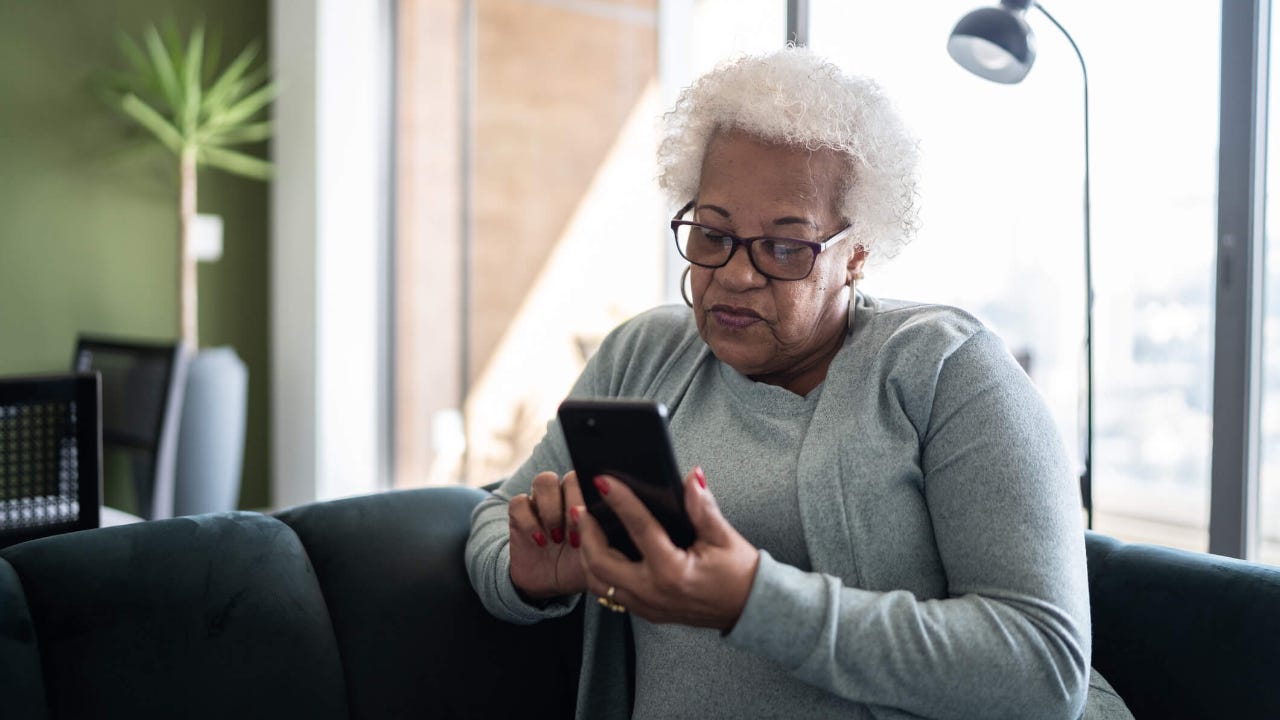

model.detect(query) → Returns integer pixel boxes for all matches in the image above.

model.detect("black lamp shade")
[948,6,1037,84]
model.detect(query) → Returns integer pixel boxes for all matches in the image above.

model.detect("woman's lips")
[710,304,764,329]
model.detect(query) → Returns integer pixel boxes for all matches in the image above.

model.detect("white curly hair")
[657,47,920,261]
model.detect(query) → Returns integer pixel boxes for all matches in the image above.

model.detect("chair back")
[0,373,102,548]
[73,337,188,520]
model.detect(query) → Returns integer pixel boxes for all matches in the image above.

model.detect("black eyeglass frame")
[670,200,855,281]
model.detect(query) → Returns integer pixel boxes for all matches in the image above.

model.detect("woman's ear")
[847,245,869,284]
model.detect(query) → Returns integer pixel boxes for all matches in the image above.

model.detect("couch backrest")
[275,486,583,720]
[1085,531,1280,719]
[0,512,349,719]
[22,489,1279,719]
[0,487,583,720]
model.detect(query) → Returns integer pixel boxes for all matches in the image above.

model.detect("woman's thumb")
[684,466,728,544]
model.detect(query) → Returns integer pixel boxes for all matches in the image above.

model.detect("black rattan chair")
[73,337,188,520]
[0,373,102,548]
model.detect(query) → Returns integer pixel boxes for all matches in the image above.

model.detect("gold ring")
[596,588,626,613]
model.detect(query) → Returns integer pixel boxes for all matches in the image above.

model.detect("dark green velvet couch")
[1,486,1277,719]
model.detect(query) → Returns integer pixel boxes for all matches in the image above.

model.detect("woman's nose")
[715,245,767,291]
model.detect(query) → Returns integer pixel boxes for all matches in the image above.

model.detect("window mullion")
[1210,0,1270,559]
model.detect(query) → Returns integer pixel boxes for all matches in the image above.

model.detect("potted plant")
[100,22,275,515]
[103,22,274,345]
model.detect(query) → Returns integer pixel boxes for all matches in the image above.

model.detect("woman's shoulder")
[582,304,704,395]
[854,292,991,357]
[839,293,1032,432]
[595,304,700,357]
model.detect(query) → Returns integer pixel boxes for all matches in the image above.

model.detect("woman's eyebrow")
[774,216,817,229]
[696,204,818,229]
[696,203,731,218]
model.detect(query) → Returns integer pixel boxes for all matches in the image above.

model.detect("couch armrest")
[1085,531,1280,719]
[276,487,583,720]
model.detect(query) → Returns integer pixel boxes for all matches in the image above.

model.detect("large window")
[811,1,1222,552]
[395,0,783,488]
[392,0,1275,562]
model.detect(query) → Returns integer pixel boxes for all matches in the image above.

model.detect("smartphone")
[557,399,696,561]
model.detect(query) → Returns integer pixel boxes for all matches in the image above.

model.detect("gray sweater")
[466,294,1090,719]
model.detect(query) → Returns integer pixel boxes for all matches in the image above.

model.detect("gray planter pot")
[174,347,247,516]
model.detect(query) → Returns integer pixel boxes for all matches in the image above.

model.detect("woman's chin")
[704,335,771,377]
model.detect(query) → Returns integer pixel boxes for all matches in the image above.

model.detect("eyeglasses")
[670,200,853,281]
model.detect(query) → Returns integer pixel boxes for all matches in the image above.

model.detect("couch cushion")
[0,557,48,719]
[1085,532,1280,719]
[0,513,349,719]
[277,486,583,720]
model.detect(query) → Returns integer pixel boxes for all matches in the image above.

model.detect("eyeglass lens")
[675,224,815,280]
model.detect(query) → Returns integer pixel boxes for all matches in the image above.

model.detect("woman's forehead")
[698,130,849,217]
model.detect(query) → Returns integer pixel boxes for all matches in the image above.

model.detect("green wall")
[0,1,271,511]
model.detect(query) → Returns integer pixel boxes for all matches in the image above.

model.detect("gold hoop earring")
[680,265,693,308]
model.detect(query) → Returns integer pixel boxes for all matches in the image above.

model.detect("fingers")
[682,466,729,544]
[572,498,633,592]
[562,471,585,549]
[508,490,547,549]
[593,474,678,560]
[529,471,566,544]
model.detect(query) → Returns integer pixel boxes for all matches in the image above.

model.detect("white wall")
[271,0,392,508]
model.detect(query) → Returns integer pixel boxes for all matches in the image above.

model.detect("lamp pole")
[1036,4,1094,531]
[947,1,1094,528]
[787,0,810,46]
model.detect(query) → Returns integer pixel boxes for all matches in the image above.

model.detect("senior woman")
[467,48,1123,719]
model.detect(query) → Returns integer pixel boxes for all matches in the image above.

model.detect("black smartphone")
[557,399,696,561]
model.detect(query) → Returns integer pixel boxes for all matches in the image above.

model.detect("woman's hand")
[572,468,760,632]
[508,471,589,601]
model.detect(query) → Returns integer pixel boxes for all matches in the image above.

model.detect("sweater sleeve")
[465,307,700,625]
[464,352,606,625]
[726,328,1090,720]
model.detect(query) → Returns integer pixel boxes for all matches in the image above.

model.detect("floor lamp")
[946,0,1095,529]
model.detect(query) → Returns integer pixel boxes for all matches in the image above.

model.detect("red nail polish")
[695,466,707,489]
[551,527,564,544]
[569,506,580,523]
[569,530,580,548]
[594,475,609,495]
[532,531,547,547]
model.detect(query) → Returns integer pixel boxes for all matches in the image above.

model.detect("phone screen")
[557,399,695,561]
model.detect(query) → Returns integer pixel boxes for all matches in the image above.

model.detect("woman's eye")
[762,240,801,260]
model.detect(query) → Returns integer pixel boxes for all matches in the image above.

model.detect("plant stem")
[179,146,198,347]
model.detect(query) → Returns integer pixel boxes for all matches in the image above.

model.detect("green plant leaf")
[203,121,273,146]
[199,146,273,180]
[182,24,205,133]
[202,26,223,86]
[202,41,260,115]
[103,21,275,184]
[115,31,151,79]
[208,81,276,130]
[112,32,166,101]
[161,18,185,72]
[212,65,269,110]
[95,68,140,97]
[120,93,184,153]
[144,24,183,117]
